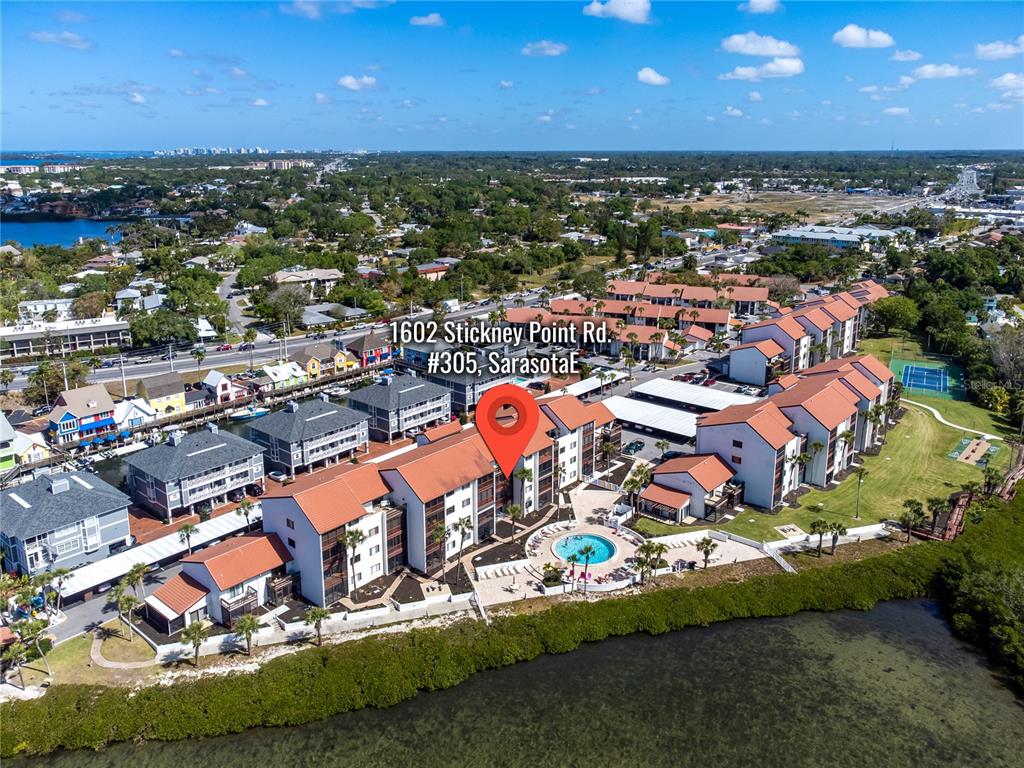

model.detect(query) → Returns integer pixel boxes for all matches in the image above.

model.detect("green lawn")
[905,395,1016,438]
[630,516,699,537]
[718,405,993,541]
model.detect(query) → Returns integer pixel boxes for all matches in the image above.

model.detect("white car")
[267,470,288,483]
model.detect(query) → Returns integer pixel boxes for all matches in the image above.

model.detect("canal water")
[15,600,1023,767]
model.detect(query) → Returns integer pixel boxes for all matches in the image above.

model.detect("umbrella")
[119,431,131,438]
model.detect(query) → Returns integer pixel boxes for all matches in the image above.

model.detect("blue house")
[47,384,118,447]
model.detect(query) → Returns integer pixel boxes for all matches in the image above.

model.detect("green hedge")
[3,493,1022,757]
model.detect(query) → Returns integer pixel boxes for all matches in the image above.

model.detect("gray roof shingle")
[1,472,130,540]
[345,375,449,412]
[247,398,366,444]
[124,427,263,482]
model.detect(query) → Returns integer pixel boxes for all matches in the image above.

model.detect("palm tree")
[696,536,718,569]
[2,642,28,689]
[430,521,449,583]
[852,466,868,520]
[900,499,925,542]
[46,567,70,613]
[87,355,103,374]
[123,562,149,599]
[233,613,261,655]
[828,522,847,556]
[838,429,856,457]
[505,504,524,545]
[0,574,19,626]
[340,528,367,591]
[867,403,885,440]
[191,347,206,371]
[178,523,199,554]
[655,438,670,459]
[304,606,331,647]
[243,328,257,370]
[634,541,656,584]
[236,499,256,530]
[116,590,141,642]
[513,466,533,502]
[982,465,1002,495]
[809,518,829,557]
[579,544,596,594]
[0,368,14,392]
[181,620,209,666]
[566,553,580,590]
[452,516,473,563]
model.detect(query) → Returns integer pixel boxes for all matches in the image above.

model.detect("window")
[732,439,743,449]
[570,456,576,464]
[462,498,471,508]
[54,539,79,555]
[370,545,380,556]
[287,538,296,548]
[368,526,379,537]
[351,553,361,564]
[371,564,381,575]
[286,518,295,530]
[445,505,455,516]
[731,456,742,465]
[54,524,79,538]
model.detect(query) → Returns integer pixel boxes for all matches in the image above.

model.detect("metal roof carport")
[602,396,698,440]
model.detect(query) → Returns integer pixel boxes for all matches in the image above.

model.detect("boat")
[228,404,270,422]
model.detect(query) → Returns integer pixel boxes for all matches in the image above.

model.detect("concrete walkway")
[89,633,156,669]
[902,399,1003,441]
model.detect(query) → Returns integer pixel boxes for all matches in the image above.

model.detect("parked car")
[527,381,546,391]
[217,343,233,352]
[623,439,645,455]
[100,359,116,368]
[135,356,153,364]
[246,484,265,497]
[662,450,684,461]
[227,489,246,503]
[702,377,718,387]
[32,404,51,417]
[160,352,177,361]
[239,342,254,351]
[267,470,287,483]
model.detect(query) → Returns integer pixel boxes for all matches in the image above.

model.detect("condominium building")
[124,423,265,520]
[346,374,451,442]
[247,395,369,476]
[0,316,131,360]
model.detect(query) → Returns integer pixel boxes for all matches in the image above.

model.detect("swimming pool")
[553,533,616,565]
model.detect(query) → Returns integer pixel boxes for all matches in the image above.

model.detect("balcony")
[221,586,258,626]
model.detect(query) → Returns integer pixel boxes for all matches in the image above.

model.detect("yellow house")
[289,343,357,380]
[13,431,50,466]
[137,372,187,415]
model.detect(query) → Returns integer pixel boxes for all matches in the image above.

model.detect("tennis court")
[890,356,966,401]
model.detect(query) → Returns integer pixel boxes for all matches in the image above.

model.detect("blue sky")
[3,1,1022,150]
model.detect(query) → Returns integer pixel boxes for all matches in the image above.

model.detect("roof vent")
[318,392,330,403]
[86,400,97,408]
[168,430,184,446]
[206,422,219,434]
[48,476,71,495]
[286,400,300,413]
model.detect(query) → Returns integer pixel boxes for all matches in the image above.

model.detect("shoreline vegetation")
[2,490,1021,758]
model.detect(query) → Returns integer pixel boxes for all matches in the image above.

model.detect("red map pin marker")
[475,383,541,478]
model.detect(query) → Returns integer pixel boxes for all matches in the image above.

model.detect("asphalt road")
[7,295,543,389]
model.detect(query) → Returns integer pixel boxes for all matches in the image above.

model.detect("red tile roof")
[150,572,209,615]
[281,463,391,534]
[523,412,557,456]
[653,454,735,493]
[182,533,292,591]
[541,395,595,431]
[744,315,807,341]
[380,430,496,501]
[769,378,858,431]
[801,354,893,384]
[698,401,796,449]
[732,339,785,358]
[587,400,615,427]
[419,419,463,443]
[639,482,691,510]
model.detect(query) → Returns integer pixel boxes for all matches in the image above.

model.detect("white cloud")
[522,40,568,57]
[897,75,915,88]
[912,63,978,79]
[279,1,321,19]
[585,86,604,95]
[758,117,774,125]
[832,24,894,49]
[128,92,146,105]
[314,92,330,104]
[975,35,1024,60]
[721,31,799,57]
[858,85,879,93]
[499,80,514,89]
[29,30,93,50]
[990,72,1024,102]
[58,10,88,23]
[718,57,804,82]
[537,110,555,123]
[987,102,1012,111]
[401,99,415,108]
[705,115,716,123]
[738,0,780,13]
[230,66,248,78]
[337,74,377,90]
[252,98,271,107]
[820,99,832,105]
[748,90,763,102]
[843,74,854,83]
[410,12,445,27]
[168,47,185,58]
[890,49,921,61]
[882,106,910,116]
[724,105,744,117]
[636,67,670,86]
[582,0,651,24]
[785,110,802,119]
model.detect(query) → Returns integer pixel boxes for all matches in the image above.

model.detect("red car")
[217,343,233,352]
[702,377,718,387]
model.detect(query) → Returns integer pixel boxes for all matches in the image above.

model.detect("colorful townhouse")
[47,384,117,446]
[201,370,249,404]
[136,372,187,416]
[343,330,395,368]
[289,342,358,380]
[0,413,15,472]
